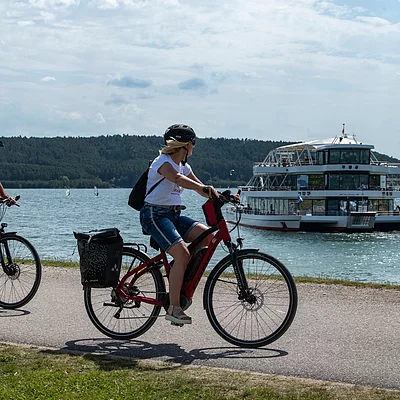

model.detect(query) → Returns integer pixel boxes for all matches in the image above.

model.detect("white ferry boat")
[226,126,400,232]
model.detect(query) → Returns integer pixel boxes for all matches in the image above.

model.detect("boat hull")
[225,209,400,232]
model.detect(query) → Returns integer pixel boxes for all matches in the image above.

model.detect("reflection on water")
[4,188,400,285]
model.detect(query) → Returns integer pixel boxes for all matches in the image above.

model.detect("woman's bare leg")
[185,223,213,251]
[167,240,191,306]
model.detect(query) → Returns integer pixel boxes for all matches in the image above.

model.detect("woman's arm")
[0,183,16,204]
[158,163,217,198]
[0,183,8,199]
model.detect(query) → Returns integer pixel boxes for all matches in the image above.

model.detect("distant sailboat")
[94,186,99,196]
[66,189,70,197]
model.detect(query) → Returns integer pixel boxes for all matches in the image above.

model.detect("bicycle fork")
[227,243,258,305]
[0,238,19,278]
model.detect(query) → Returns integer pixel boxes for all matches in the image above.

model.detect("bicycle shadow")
[50,337,288,369]
[0,308,30,317]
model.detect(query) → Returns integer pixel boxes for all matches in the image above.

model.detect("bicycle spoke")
[84,247,164,339]
[0,236,41,309]
[205,251,297,347]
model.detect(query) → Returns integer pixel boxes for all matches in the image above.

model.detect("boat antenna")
[341,123,345,137]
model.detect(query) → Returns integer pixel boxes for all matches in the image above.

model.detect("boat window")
[368,199,392,213]
[324,151,329,164]
[340,174,357,190]
[387,175,400,190]
[359,199,368,212]
[308,174,324,189]
[327,149,370,165]
[369,175,380,190]
[296,175,308,189]
[328,173,369,190]
[316,151,324,165]
[297,199,312,214]
[289,200,296,214]
[328,174,340,189]
[327,199,339,216]
[282,175,296,188]
[340,150,359,164]
[312,200,325,215]
[329,150,341,164]
[360,149,370,164]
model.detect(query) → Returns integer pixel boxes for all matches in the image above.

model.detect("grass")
[0,343,399,400]
[41,259,400,290]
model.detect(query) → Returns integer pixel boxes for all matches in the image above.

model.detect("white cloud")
[356,16,391,26]
[41,76,56,82]
[18,20,35,26]
[40,11,56,20]
[117,104,144,116]
[92,0,119,10]
[56,110,81,120]
[1,0,400,156]
[28,0,80,9]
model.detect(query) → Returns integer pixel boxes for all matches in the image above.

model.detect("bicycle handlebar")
[202,187,241,206]
[0,195,20,207]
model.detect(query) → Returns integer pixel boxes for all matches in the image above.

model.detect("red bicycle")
[84,191,298,348]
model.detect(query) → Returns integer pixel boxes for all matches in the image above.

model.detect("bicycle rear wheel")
[0,235,42,309]
[84,247,165,340]
[204,250,297,348]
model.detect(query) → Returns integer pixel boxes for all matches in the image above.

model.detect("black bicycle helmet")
[164,124,196,145]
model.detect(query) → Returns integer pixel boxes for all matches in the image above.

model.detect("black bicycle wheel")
[84,247,165,340]
[204,250,297,348]
[0,235,42,309]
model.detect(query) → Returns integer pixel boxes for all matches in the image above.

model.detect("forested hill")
[0,135,293,188]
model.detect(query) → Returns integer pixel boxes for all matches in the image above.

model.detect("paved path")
[1,266,399,389]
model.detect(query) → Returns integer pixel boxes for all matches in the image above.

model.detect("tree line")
[0,135,292,188]
[0,135,396,189]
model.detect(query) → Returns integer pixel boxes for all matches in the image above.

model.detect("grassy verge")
[0,343,399,400]
[42,259,400,290]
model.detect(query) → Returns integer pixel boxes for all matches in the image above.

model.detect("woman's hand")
[6,196,17,206]
[202,186,219,199]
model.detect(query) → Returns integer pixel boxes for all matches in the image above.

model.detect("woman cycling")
[140,124,218,325]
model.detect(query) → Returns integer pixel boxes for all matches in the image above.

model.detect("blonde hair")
[160,138,191,155]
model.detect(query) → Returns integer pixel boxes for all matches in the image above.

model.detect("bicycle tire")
[0,234,42,309]
[204,250,297,348]
[84,247,165,340]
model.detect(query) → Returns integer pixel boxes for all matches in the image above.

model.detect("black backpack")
[128,166,165,211]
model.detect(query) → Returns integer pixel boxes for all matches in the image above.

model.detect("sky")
[1,0,400,156]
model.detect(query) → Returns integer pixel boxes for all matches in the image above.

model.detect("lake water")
[3,188,400,285]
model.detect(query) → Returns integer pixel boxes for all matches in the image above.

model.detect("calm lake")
[4,188,400,285]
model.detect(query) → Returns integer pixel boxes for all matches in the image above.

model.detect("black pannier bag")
[73,228,123,288]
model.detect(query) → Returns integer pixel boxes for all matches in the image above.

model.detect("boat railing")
[239,185,400,192]
[229,208,400,217]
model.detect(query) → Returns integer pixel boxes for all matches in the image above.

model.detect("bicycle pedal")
[171,322,184,327]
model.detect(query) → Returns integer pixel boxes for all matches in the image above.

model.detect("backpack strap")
[145,177,165,199]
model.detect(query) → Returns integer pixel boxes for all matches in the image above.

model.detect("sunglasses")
[191,139,196,146]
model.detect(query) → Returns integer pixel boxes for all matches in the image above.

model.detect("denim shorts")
[140,204,199,252]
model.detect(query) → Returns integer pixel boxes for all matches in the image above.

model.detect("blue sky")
[1,0,400,156]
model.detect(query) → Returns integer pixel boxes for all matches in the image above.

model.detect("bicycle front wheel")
[204,250,297,348]
[0,235,42,309]
[84,247,165,340]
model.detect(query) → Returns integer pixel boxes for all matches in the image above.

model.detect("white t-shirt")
[145,154,192,206]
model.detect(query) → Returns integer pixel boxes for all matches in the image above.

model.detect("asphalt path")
[1,266,399,390]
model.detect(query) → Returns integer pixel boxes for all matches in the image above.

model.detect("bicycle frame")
[117,197,245,307]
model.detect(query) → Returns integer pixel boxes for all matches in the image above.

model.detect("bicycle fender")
[1,232,18,237]
[203,248,259,310]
